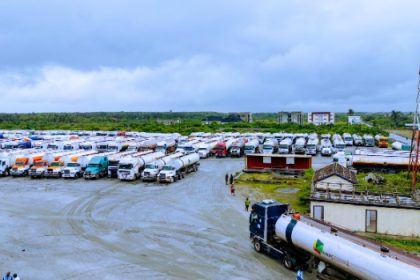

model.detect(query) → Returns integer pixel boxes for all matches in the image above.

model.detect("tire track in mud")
[58,172,259,279]
[60,182,213,279]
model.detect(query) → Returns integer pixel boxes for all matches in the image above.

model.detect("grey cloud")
[0,0,419,112]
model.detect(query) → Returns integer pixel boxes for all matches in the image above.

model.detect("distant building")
[310,163,420,237]
[313,163,357,192]
[348,115,362,125]
[308,112,335,125]
[228,112,252,123]
[278,112,304,125]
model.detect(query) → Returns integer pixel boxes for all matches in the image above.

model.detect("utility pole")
[408,66,420,192]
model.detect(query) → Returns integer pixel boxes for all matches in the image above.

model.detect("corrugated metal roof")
[314,163,357,184]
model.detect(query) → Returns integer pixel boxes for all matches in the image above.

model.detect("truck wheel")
[253,239,263,253]
[5,169,10,176]
[283,253,294,270]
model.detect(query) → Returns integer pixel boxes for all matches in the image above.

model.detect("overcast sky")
[0,0,419,113]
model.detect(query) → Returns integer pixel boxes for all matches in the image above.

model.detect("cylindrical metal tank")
[275,215,419,280]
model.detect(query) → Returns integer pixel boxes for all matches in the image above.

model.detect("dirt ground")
[0,158,304,280]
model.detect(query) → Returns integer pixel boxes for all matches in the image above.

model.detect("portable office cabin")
[245,154,312,171]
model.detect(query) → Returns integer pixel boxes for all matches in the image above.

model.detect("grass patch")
[364,234,420,254]
[235,169,313,213]
[355,171,413,195]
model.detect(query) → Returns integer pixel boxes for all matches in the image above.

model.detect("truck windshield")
[67,162,79,167]
[64,145,73,150]
[109,160,119,166]
[15,161,25,166]
[119,164,133,169]
[47,144,58,150]
[88,163,100,168]
[34,162,45,166]
[280,145,289,149]
[184,147,194,152]
[51,162,62,167]
[245,146,254,150]
[263,145,272,149]
[162,166,174,171]
[145,164,155,169]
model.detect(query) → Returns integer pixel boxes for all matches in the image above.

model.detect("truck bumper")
[84,174,99,179]
[142,176,157,181]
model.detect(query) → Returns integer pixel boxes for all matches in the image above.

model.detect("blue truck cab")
[250,200,289,244]
[249,199,310,270]
[84,156,109,179]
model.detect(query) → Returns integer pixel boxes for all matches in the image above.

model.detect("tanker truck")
[250,199,420,280]
[0,152,20,176]
[156,139,177,154]
[141,152,184,181]
[107,151,138,178]
[117,151,162,181]
[230,139,246,157]
[157,153,200,183]
[244,139,260,155]
[293,137,307,154]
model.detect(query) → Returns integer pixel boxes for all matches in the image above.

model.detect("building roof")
[247,153,312,159]
[314,163,357,184]
[311,191,420,209]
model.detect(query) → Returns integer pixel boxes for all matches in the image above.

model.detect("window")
[313,205,324,221]
[263,157,271,164]
[286,157,295,164]
[366,210,377,233]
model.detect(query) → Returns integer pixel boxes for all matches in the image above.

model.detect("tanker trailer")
[249,200,420,280]
[157,153,200,183]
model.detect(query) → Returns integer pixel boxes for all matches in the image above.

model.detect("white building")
[310,163,420,237]
[313,163,357,192]
[310,193,420,237]
[278,112,304,125]
[308,112,335,125]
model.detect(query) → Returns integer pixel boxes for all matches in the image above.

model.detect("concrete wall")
[310,201,420,237]
[315,175,355,192]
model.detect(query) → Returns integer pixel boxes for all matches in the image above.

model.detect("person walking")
[229,174,234,184]
[245,197,251,212]
[296,266,304,280]
[3,272,12,280]
[225,173,229,185]
[230,184,235,195]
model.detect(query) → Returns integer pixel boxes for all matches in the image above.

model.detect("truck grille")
[159,174,165,180]
[64,170,70,175]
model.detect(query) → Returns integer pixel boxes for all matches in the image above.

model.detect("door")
[365,210,377,233]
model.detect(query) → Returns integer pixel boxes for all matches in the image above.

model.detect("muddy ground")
[0,158,311,280]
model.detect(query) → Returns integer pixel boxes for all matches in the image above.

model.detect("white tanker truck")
[117,151,164,181]
[157,153,200,183]
[141,152,184,181]
[250,200,420,280]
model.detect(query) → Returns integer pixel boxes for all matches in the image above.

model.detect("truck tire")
[283,252,294,270]
[253,239,263,253]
